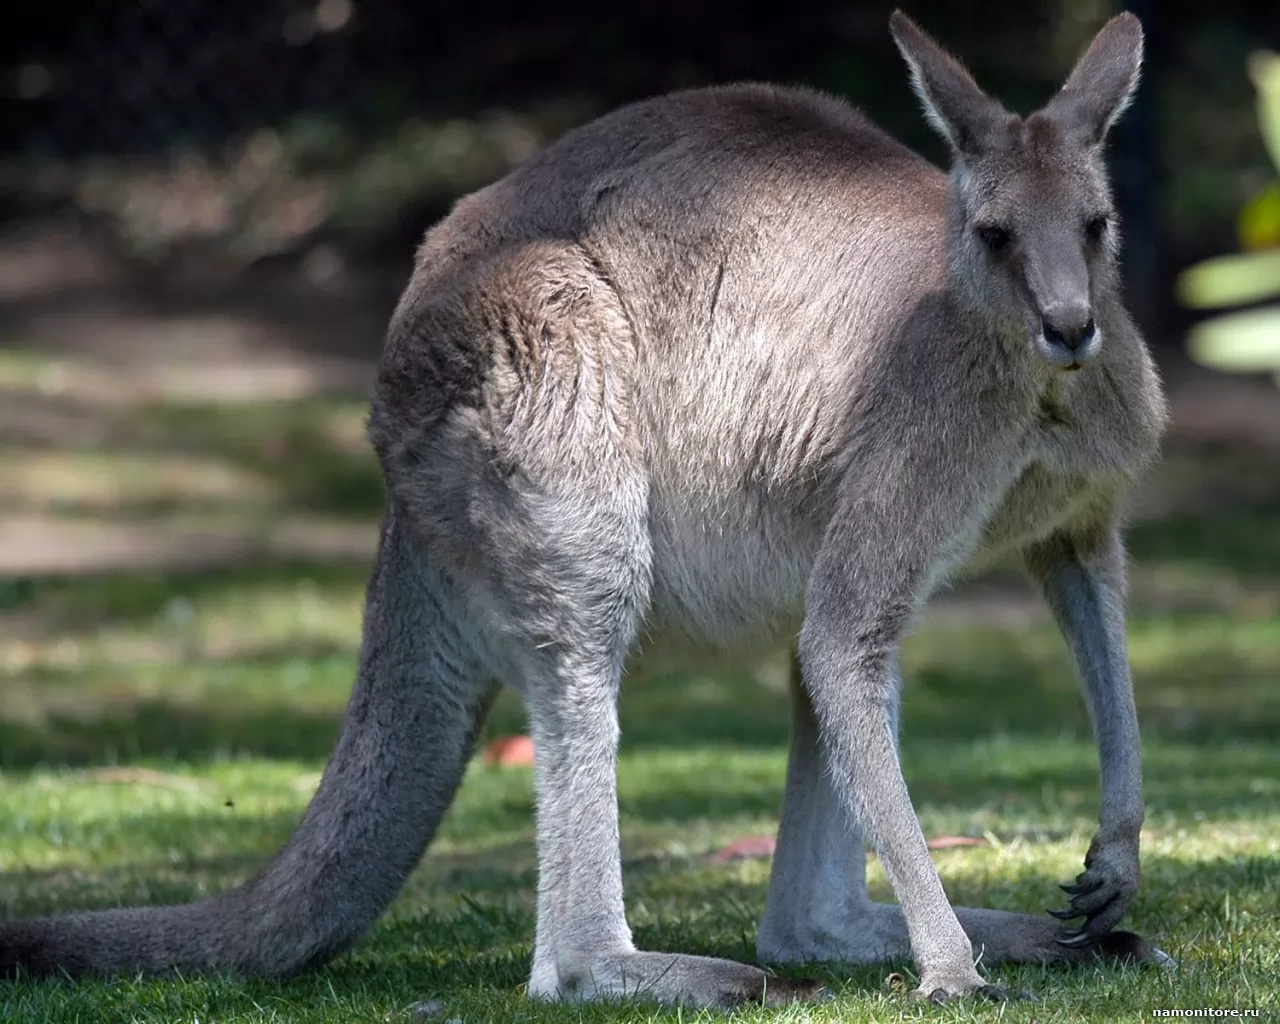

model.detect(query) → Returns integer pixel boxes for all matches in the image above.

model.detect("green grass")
[3,554,1279,1023]
[2,351,1279,1022]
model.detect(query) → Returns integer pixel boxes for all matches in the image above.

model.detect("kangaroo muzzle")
[1037,300,1100,369]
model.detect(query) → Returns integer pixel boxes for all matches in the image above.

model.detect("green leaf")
[1177,249,1280,309]
[1187,305,1280,373]
[1248,50,1280,174]
[1239,182,1280,250]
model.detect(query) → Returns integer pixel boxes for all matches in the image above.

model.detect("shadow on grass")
[4,386,386,525]
[127,401,387,520]
[1128,507,1280,583]
[0,700,344,770]
[2,625,1277,770]
[0,559,371,620]
[4,849,1276,1005]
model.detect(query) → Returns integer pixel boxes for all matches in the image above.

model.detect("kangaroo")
[0,10,1169,1007]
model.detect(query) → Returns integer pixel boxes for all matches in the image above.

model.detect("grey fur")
[0,9,1168,1007]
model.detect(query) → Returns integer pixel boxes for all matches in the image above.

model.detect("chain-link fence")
[7,0,430,161]
[2,2,574,264]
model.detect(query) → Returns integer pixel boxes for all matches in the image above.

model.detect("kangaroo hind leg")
[481,472,821,1009]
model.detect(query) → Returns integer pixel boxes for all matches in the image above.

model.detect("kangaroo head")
[890,10,1143,370]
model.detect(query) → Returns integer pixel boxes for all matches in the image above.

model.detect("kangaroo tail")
[0,508,495,978]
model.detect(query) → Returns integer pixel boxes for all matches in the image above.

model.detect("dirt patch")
[0,515,376,576]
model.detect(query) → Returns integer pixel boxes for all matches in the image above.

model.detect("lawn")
[1,351,1278,1023]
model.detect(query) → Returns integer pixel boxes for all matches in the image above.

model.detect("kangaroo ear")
[1044,12,1144,148]
[889,10,1009,158]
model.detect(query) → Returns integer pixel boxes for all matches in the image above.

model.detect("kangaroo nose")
[1041,305,1096,351]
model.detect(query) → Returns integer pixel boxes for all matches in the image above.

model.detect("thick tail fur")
[0,508,494,978]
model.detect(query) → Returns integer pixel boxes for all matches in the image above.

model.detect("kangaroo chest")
[964,404,1135,571]
[969,462,1099,567]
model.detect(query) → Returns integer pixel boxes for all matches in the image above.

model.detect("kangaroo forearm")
[1025,530,1143,833]
[1022,528,1146,938]
[1091,684,1144,838]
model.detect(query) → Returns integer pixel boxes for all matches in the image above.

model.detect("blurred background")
[1,1,1279,808]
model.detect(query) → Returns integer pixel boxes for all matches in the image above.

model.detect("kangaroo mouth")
[1035,329,1101,370]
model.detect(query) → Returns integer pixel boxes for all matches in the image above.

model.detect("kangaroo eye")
[1085,214,1110,240]
[976,225,1013,253]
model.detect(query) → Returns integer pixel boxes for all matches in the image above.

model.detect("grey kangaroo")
[1,10,1169,1006]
